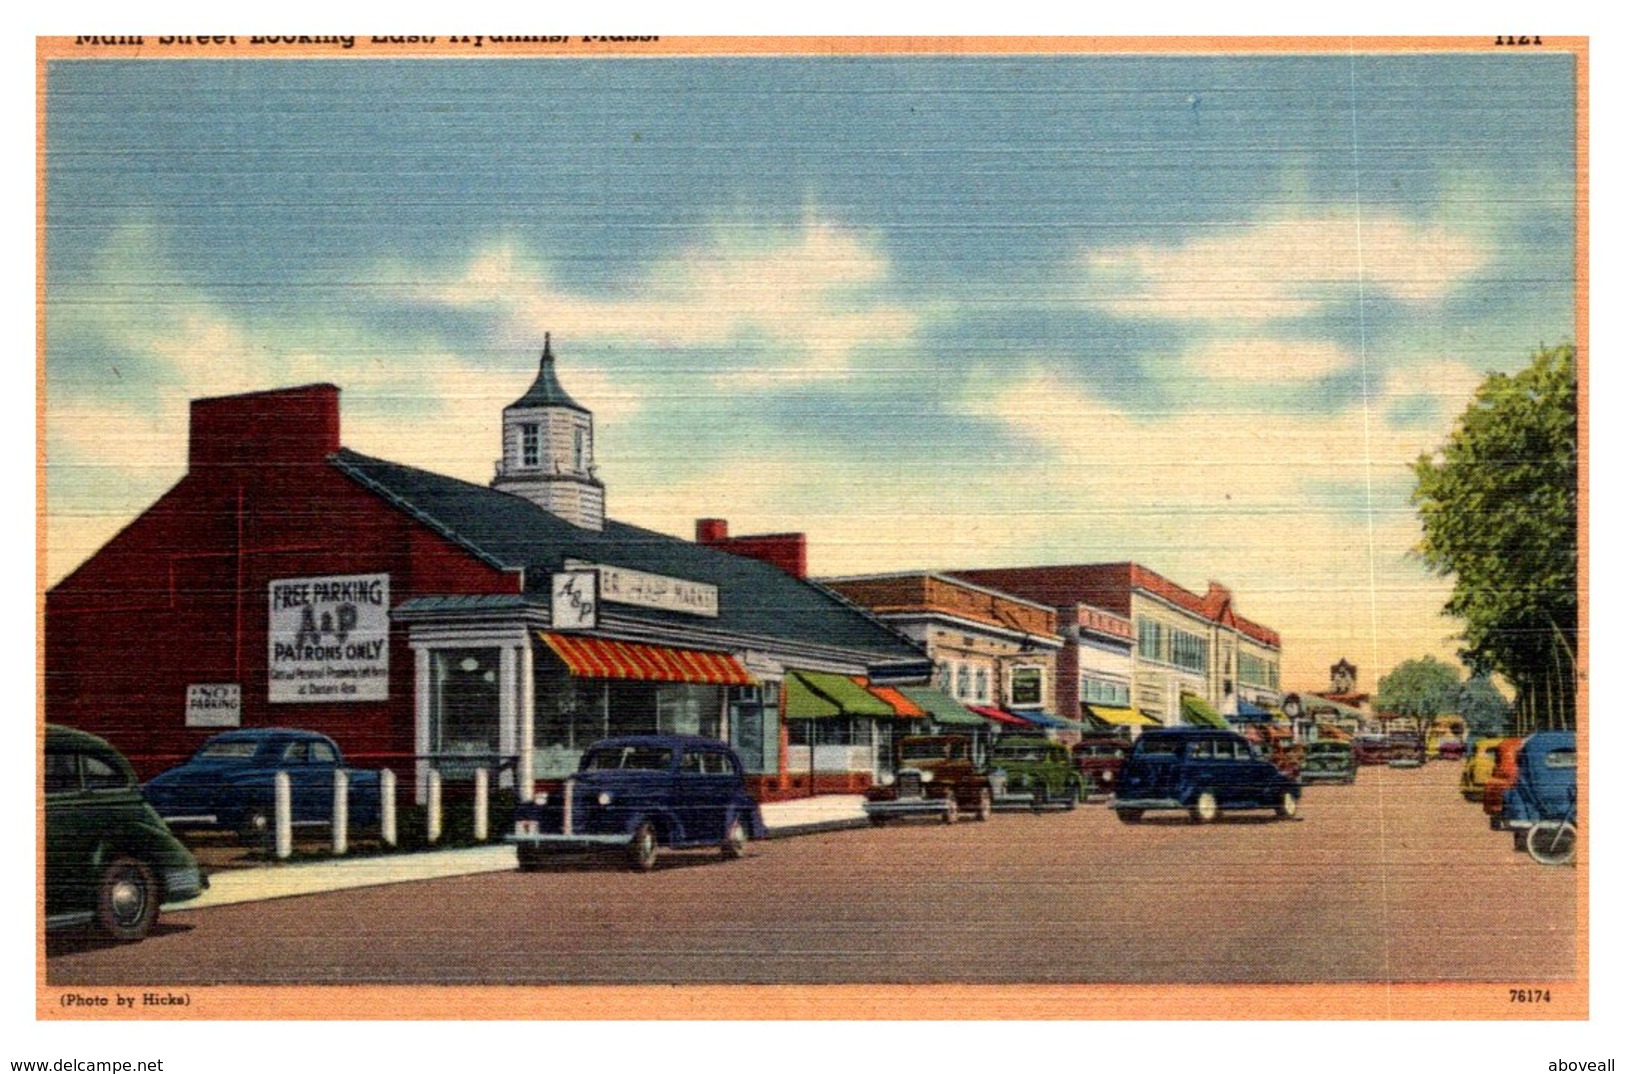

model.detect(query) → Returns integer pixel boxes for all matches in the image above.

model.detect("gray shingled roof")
[329,448,925,662]
[506,336,588,414]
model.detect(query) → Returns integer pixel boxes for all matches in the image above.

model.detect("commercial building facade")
[45,345,930,802]
[949,563,1282,726]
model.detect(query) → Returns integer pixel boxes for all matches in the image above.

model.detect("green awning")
[1181,694,1229,729]
[897,685,984,727]
[784,670,895,719]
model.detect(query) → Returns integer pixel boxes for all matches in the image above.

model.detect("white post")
[332,769,349,856]
[474,767,489,842]
[427,769,442,844]
[518,640,535,801]
[274,771,292,860]
[380,768,398,847]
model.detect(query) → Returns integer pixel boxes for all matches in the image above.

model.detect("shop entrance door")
[429,647,503,778]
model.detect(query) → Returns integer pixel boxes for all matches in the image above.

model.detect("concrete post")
[474,767,489,842]
[274,771,292,860]
[332,768,349,856]
[426,769,442,844]
[380,768,397,847]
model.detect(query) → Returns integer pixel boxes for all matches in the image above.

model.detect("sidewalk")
[172,795,868,911]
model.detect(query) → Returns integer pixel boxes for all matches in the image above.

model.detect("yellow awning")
[1085,704,1161,728]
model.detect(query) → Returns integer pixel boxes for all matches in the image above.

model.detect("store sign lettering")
[185,683,241,727]
[268,573,390,702]
[566,560,718,618]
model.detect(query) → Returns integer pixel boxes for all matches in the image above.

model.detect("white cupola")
[491,333,604,530]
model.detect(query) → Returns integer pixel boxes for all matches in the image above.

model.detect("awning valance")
[783,670,908,719]
[896,685,984,727]
[1180,694,1229,729]
[538,632,753,686]
[1084,704,1161,728]
[967,704,1034,728]
[1010,709,1077,730]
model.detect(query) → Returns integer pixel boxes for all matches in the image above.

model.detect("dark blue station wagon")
[1112,728,1302,824]
[508,735,766,871]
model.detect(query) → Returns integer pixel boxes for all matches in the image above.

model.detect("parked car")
[508,735,764,871]
[1436,738,1467,761]
[142,728,383,845]
[1299,740,1357,784]
[1112,728,1302,824]
[1483,736,1524,829]
[864,734,992,825]
[1353,734,1390,766]
[1386,731,1427,768]
[987,735,1086,809]
[1072,735,1131,799]
[46,724,208,941]
[1245,725,1304,780]
[1460,737,1506,801]
[1500,731,1577,850]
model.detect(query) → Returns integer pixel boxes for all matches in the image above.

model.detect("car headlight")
[880,773,896,786]
[919,770,934,783]
[533,791,549,806]
[597,791,613,806]
[1101,771,1113,782]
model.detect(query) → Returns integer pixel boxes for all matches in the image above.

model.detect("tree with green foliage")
[1375,655,1461,719]
[1456,674,1513,737]
[1412,344,1578,732]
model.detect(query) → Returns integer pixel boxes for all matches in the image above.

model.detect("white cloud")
[425,219,919,387]
[1084,212,1490,321]
[1179,338,1358,382]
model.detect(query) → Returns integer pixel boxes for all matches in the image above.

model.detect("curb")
[762,817,870,839]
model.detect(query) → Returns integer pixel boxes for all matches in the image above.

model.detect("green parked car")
[45,724,207,941]
[988,735,1087,810]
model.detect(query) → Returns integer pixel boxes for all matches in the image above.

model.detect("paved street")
[47,762,1576,986]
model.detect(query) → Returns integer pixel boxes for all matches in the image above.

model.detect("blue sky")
[42,51,1577,689]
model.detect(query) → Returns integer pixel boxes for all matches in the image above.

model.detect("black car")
[1299,740,1358,784]
[1112,728,1302,824]
[507,734,766,871]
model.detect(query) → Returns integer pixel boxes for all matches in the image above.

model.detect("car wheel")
[975,789,992,822]
[627,821,659,871]
[96,856,158,942]
[1116,808,1143,825]
[516,845,549,873]
[1064,782,1082,811]
[868,813,888,827]
[1030,784,1048,812]
[721,815,748,860]
[1190,791,1219,825]
[1276,790,1299,819]
[238,808,271,849]
[942,795,959,825]
[1489,814,1504,831]
[1511,829,1529,853]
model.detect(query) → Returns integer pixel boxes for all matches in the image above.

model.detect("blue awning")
[1232,699,1273,721]
[1007,709,1085,730]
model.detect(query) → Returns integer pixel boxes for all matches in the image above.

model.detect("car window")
[1137,738,1179,756]
[679,751,703,774]
[308,741,338,764]
[82,753,130,790]
[1189,738,1217,760]
[280,742,308,764]
[1546,749,1577,769]
[198,740,258,760]
[701,752,736,775]
[584,746,674,771]
[44,752,79,795]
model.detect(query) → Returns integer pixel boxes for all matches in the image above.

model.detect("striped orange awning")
[857,681,928,719]
[538,632,753,686]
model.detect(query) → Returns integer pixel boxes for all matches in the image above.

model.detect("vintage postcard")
[31,32,1589,1048]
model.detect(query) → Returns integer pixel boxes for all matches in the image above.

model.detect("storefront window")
[728,683,780,775]
[430,648,502,772]
[974,669,988,703]
[956,664,970,699]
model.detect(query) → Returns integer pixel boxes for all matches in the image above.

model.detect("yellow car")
[1460,737,1505,801]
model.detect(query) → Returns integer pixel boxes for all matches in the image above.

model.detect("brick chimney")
[189,384,341,471]
[695,518,808,579]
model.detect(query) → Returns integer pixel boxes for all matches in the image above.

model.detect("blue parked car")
[1500,730,1577,849]
[507,734,766,871]
[1113,728,1302,824]
[142,728,383,845]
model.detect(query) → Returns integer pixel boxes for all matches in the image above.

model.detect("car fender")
[623,806,686,846]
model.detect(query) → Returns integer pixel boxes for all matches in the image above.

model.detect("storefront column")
[498,646,517,790]
[517,640,535,800]
[414,647,432,802]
